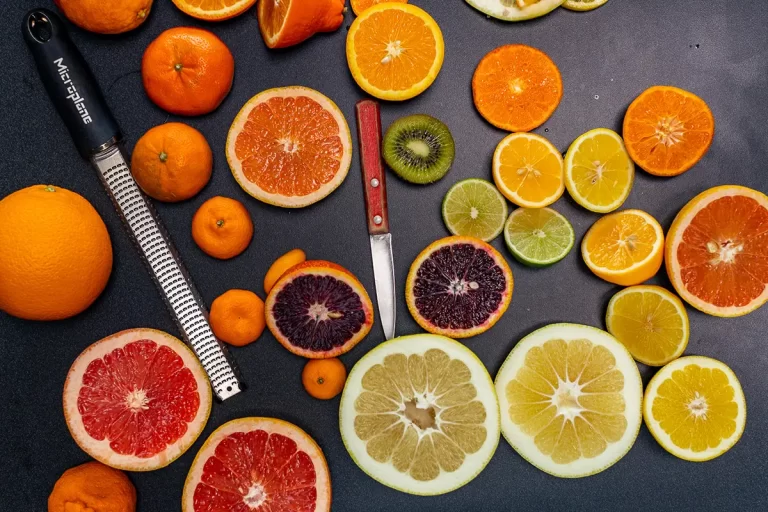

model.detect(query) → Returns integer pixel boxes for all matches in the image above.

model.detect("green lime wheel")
[442,179,508,242]
[504,207,574,267]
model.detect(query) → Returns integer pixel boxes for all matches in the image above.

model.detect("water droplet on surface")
[594,94,600,100]
[544,128,549,132]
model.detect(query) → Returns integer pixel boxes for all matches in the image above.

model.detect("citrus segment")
[473,45,563,132]
[226,87,352,208]
[563,0,609,11]
[504,207,575,267]
[465,0,565,21]
[346,3,445,101]
[171,0,256,20]
[496,323,642,477]
[442,179,508,242]
[644,356,746,461]
[623,86,715,176]
[339,334,500,495]
[351,0,408,16]
[493,133,564,208]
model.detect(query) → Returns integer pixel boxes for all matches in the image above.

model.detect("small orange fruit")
[264,249,307,294]
[130,122,212,202]
[302,358,347,399]
[257,0,345,49]
[350,0,408,16]
[192,196,253,259]
[209,289,266,347]
[48,461,136,512]
[54,0,152,34]
[0,185,112,321]
[171,0,256,21]
[142,27,234,116]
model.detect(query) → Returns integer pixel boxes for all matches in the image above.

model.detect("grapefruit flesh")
[63,328,212,471]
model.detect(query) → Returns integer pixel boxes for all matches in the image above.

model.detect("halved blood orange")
[257,0,345,49]
[226,87,352,208]
[406,236,513,338]
[171,0,256,20]
[266,260,374,358]
[667,185,768,317]
[623,85,715,176]
[472,45,563,133]
[63,328,212,471]
[182,417,331,511]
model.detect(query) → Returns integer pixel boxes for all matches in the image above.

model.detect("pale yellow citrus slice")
[493,133,564,208]
[644,356,746,461]
[563,0,609,11]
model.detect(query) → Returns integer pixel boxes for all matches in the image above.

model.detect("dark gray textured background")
[1,0,767,510]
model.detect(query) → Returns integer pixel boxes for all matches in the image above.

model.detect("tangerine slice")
[493,132,564,208]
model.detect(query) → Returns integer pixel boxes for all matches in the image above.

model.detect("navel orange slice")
[351,0,408,16]
[171,0,256,20]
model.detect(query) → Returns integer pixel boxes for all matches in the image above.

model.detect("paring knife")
[22,9,243,401]
[355,100,396,340]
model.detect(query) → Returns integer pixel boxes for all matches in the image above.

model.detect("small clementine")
[302,358,347,399]
[209,289,265,347]
[54,0,152,34]
[264,249,307,294]
[192,196,253,259]
[48,461,136,512]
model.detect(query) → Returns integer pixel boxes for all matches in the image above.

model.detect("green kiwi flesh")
[382,114,455,184]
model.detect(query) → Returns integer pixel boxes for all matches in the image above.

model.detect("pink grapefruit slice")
[182,417,331,511]
[63,328,212,471]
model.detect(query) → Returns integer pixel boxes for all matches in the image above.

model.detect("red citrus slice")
[226,86,352,208]
[182,417,331,511]
[406,236,514,338]
[63,328,212,471]
[266,260,374,358]
[667,185,768,317]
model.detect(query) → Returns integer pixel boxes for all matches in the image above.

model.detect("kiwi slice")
[383,115,455,184]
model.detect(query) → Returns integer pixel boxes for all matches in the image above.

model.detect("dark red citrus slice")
[406,236,514,338]
[182,417,331,511]
[63,328,212,471]
[265,260,374,358]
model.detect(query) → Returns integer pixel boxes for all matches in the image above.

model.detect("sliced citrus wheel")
[442,178,508,242]
[562,0,609,11]
[257,0,344,49]
[226,86,352,208]
[339,333,500,495]
[496,323,643,478]
[606,285,689,366]
[171,0,256,20]
[182,417,331,511]
[504,207,575,267]
[644,356,746,462]
[623,85,715,176]
[63,328,212,471]
[473,45,563,132]
[564,128,635,213]
[406,236,513,338]
[351,0,408,16]
[666,185,768,317]
[266,260,374,358]
[465,0,565,21]
[582,209,664,286]
[346,3,444,101]
[493,133,564,208]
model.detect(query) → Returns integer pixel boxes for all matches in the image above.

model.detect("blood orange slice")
[226,87,352,208]
[63,328,212,471]
[667,185,768,317]
[266,261,374,358]
[182,417,331,511]
[406,236,513,338]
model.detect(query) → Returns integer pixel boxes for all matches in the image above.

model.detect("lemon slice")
[563,0,609,11]
[565,128,634,213]
[339,334,500,495]
[493,133,564,208]
[606,285,689,366]
[495,323,642,478]
[644,356,746,461]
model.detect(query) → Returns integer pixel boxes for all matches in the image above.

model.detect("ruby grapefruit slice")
[266,260,374,358]
[406,236,513,338]
[667,185,768,317]
[63,328,212,471]
[182,417,331,511]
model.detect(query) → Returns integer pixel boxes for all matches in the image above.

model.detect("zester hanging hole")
[373,215,382,225]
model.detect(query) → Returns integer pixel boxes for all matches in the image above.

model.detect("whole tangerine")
[210,289,265,347]
[48,461,136,512]
[192,196,253,260]
[54,0,153,34]
[302,358,347,400]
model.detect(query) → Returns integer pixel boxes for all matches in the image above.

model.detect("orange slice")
[226,86,352,208]
[666,185,768,317]
[171,0,256,20]
[493,133,564,208]
[473,45,563,132]
[346,3,445,101]
[351,0,408,16]
[623,86,715,176]
[582,210,664,286]
[258,0,344,49]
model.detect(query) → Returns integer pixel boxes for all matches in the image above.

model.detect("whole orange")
[302,358,347,399]
[131,122,212,202]
[49,461,136,512]
[192,196,253,259]
[142,27,235,116]
[209,289,265,347]
[0,185,112,321]
[54,0,153,34]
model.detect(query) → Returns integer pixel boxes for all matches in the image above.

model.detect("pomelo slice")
[339,334,500,495]
[182,417,331,511]
[465,0,565,21]
[495,324,643,478]
[63,328,212,471]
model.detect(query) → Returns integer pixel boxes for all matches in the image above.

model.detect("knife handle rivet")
[373,215,382,225]
[370,178,380,188]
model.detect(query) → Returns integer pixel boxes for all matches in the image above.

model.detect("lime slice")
[442,179,508,242]
[504,207,574,267]
[563,0,609,11]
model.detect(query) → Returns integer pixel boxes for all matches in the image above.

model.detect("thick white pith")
[465,0,565,21]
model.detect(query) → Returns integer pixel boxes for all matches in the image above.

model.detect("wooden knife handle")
[356,99,389,235]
